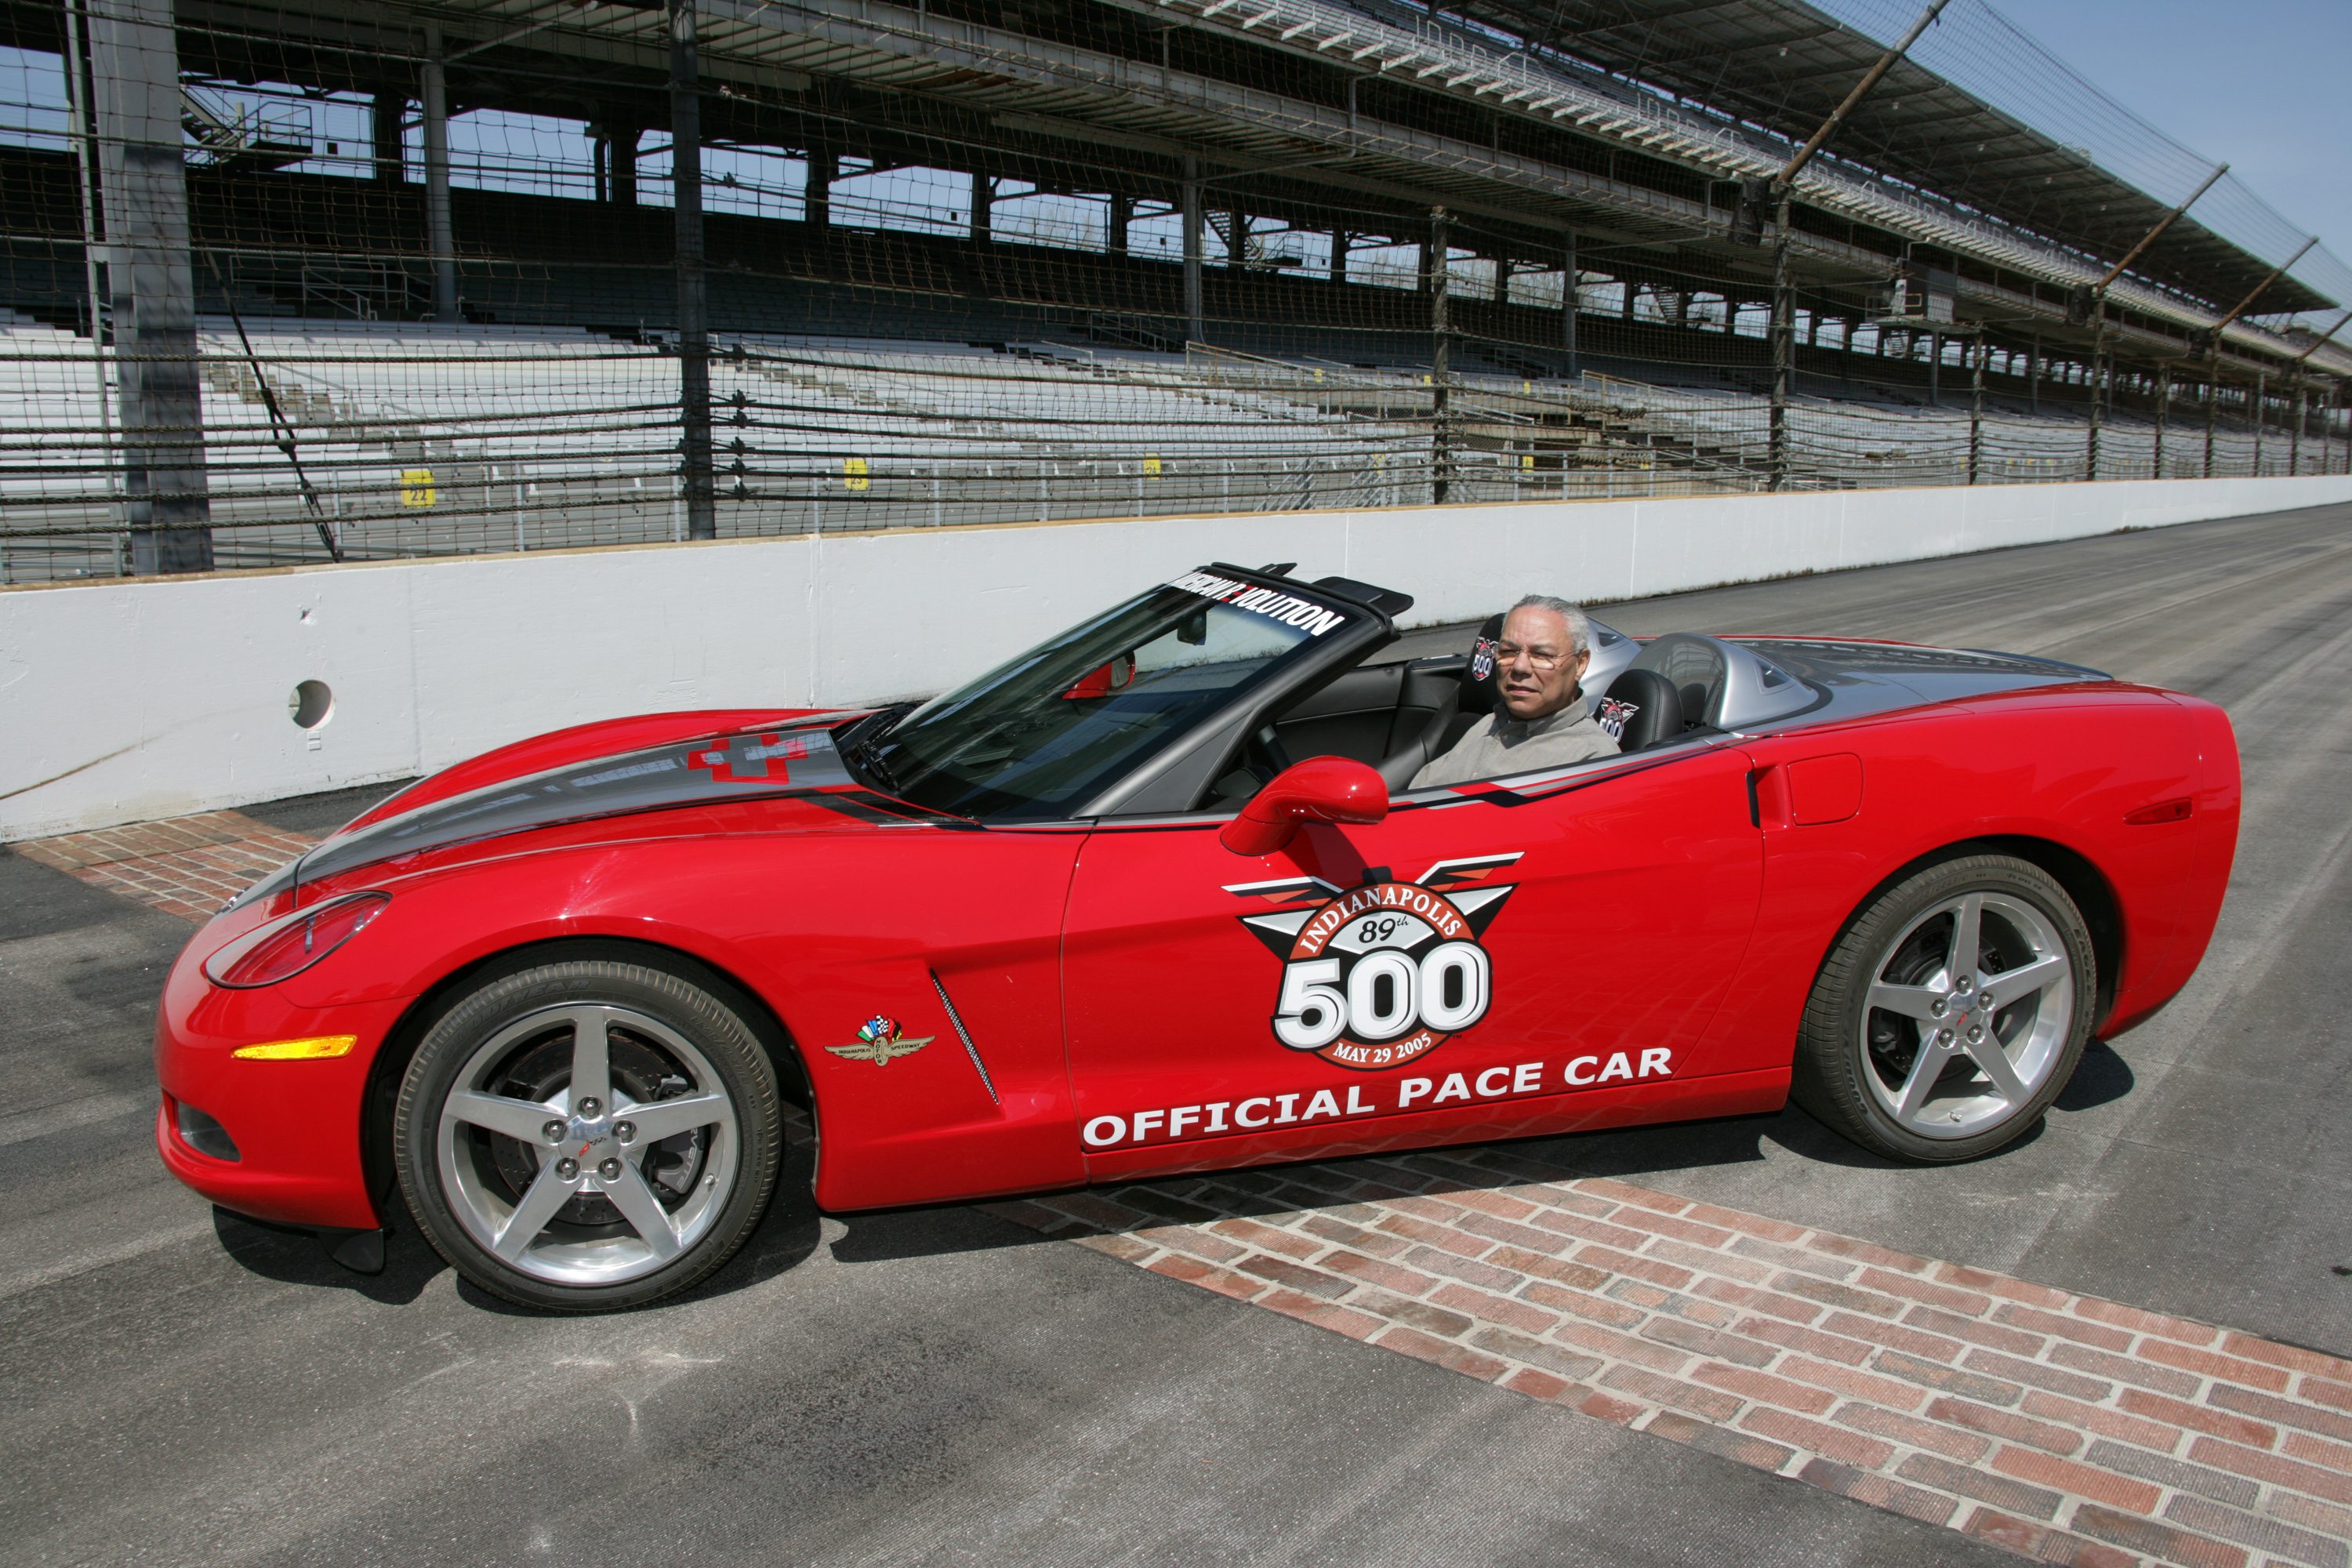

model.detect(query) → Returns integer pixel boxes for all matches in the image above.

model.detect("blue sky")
[1995,0,2351,267]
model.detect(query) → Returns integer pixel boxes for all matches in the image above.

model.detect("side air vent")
[929,972,1000,1105]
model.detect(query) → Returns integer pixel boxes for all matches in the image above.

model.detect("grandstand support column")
[808,149,833,230]
[1967,331,1984,485]
[2154,366,2169,477]
[1330,229,1347,285]
[86,0,210,573]
[2283,308,2351,470]
[371,91,405,183]
[2027,335,2039,416]
[2203,356,2219,479]
[421,27,458,321]
[2291,382,2305,475]
[1181,156,1203,343]
[1109,193,1131,259]
[669,0,715,540]
[1767,195,1791,492]
[2085,296,2106,480]
[1429,207,1451,506]
[2252,371,2267,474]
[1563,229,1578,376]
[611,124,641,207]
[2083,159,2224,481]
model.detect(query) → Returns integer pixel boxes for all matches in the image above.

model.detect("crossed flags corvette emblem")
[826,1015,934,1065]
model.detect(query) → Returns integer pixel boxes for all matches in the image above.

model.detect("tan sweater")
[1410,702,1619,789]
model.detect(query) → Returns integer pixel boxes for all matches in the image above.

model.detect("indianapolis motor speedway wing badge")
[826,1015,934,1065]
[1225,855,1520,1070]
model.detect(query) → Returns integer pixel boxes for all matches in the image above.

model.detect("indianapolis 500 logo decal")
[1225,855,1520,1070]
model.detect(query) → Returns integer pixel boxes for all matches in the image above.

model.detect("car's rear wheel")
[394,957,783,1311]
[1792,854,2094,1163]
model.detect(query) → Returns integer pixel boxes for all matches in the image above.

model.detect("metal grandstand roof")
[1441,0,2328,316]
[134,0,2349,378]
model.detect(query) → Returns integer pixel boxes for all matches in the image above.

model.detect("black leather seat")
[1597,666,1685,752]
[1376,615,1503,789]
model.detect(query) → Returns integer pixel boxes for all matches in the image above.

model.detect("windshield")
[862,572,1358,818]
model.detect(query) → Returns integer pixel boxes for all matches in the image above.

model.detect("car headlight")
[202,891,390,989]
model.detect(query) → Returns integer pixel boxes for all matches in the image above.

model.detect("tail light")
[202,892,390,989]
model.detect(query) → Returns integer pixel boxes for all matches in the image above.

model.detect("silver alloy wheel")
[1858,891,2076,1140]
[435,1003,742,1286]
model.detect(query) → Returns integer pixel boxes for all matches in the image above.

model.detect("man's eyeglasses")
[1495,642,1577,672]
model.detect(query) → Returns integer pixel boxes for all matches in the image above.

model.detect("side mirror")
[1221,756,1388,857]
[1062,653,1135,701]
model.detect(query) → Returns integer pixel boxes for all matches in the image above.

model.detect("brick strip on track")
[987,1152,2352,1568]
[21,810,2352,1566]
[12,811,317,921]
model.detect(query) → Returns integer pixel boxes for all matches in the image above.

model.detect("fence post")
[669,0,717,539]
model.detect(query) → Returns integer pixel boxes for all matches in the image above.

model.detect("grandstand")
[0,0,2345,579]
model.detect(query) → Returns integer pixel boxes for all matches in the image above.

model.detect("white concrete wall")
[5,474,2347,841]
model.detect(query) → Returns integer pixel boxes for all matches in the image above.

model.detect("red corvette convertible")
[154,564,2239,1310]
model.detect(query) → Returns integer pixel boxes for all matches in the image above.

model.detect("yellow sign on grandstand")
[1143,455,1162,477]
[400,468,437,508]
[843,457,869,492]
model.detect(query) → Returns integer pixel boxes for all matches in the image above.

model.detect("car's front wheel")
[394,957,783,1311]
[1792,854,2095,1163]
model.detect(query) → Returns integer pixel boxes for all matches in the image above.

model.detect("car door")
[1060,743,1769,1182]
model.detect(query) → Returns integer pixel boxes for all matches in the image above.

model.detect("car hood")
[234,710,931,910]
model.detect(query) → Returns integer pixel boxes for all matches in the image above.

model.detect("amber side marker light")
[232,1034,359,1062]
[2124,798,2194,826]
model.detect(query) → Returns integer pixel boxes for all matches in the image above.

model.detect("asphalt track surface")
[5,500,2348,1566]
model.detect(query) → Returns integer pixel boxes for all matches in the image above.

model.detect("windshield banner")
[1168,570,1350,637]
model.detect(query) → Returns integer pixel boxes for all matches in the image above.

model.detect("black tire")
[394,957,783,1312]
[1791,853,2096,1163]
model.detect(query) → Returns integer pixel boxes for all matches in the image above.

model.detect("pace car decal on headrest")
[1469,637,1499,682]
[1227,855,1522,1071]
[1597,697,1639,741]
[1167,571,1350,637]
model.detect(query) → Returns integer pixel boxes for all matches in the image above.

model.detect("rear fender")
[1713,694,2216,1077]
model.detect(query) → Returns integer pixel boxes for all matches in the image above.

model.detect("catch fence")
[0,0,2345,582]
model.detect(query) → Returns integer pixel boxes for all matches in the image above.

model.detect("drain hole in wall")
[289,680,334,730]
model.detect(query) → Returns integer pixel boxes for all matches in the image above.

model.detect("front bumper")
[152,931,411,1231]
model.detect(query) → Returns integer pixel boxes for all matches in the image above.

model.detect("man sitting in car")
[1411,594,1617,788]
